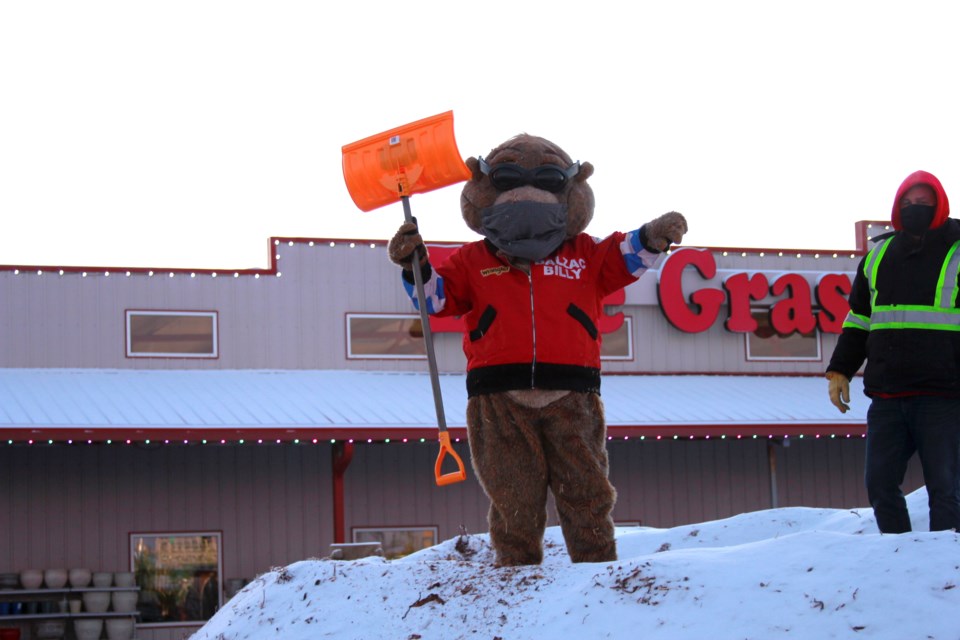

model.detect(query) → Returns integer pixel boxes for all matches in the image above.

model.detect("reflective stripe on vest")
[842,237,960,332]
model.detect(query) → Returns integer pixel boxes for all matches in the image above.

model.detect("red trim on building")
[0,229,887,275]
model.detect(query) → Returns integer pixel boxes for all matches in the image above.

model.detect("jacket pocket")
[567,303,598,340]
[469,305,497,342]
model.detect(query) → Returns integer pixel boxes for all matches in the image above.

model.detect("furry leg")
[541,392,618,563]
[467,394,549,566]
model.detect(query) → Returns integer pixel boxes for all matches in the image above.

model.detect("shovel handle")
[434,431,467,486]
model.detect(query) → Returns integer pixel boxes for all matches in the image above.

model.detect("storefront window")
[601,317,632,360]
[347,314,426,359]
[126,311,218,358]
[130,531,223,626]
[746,310,821,361]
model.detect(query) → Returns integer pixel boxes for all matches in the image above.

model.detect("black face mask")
[480,201,568,261]
[900,204,936,235]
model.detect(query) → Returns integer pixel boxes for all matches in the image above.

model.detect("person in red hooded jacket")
[826,170,960,533]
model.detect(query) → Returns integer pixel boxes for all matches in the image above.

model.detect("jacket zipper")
[528,272,536,388]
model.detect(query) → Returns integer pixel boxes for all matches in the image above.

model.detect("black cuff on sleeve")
[401,261,433,285]
[638,224,661,254]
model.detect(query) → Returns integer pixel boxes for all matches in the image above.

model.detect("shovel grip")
[435,431,467,486]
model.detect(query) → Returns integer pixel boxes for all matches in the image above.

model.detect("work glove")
[825,371,850,413]
[388,221,429,270]
[643,211,688,252]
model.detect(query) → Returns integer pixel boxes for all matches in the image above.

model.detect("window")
[347,314,426,359]
[126,311,218,358]
[130,531,223,626]
[352,526,438,559]
[601,317,633,360]
[746,310,821,361]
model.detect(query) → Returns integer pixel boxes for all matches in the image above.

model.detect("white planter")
[43,568,68,589]
[111,591,139,612]
[68,568,92,588]
[91,572,113,588]
[73,618,103,640]
[105,617,135,640]
[19,569,43,590]
[81,591,110,613]
[113,572,135,587]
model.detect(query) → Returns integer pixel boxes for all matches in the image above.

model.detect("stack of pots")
[9,568,138,640]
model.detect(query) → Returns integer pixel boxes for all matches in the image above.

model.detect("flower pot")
[111,591,138,612]
[81,591,110,613]
[43,569,68,589]
[112,572,135,588]
[105,617,134,640]
[91,572,113,588]
[18,570,42,590]
[68,568,91,588]
[72,618,102,640]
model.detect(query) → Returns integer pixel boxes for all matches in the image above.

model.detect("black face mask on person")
[900,204,936,235]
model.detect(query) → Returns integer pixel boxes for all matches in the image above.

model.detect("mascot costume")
[389,134,687,566]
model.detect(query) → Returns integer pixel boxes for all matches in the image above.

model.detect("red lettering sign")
[658,248,725,332]
[723,272,769,332]
[769,274,818,334]
[815,273,853,333]
[658,248,852,334]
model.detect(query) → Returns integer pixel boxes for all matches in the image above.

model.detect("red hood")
[891,170,950,230]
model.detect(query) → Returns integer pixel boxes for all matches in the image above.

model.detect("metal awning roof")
[0,369,866,442]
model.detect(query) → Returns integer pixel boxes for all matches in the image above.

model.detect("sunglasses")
[478,156,580,193]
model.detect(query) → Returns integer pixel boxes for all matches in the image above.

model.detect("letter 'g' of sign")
[658,248,726,333]
[658,248,852,335]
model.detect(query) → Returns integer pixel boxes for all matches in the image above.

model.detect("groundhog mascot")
[388,134,687,566]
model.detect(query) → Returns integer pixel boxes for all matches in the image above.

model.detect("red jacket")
[425,232,649,397]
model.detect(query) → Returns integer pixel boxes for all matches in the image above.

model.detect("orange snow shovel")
[342,111,469,487]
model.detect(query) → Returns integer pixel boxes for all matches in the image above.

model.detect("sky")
[192,487,960,640]
[3,2,960,270]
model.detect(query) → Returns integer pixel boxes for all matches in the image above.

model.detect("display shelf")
[0,587,141,622]
[0,587,139,597]
[0,612,140,621]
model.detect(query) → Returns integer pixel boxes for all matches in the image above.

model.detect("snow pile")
[192,488,960,640]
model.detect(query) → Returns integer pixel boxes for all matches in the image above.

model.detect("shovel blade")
[342,111,471,212]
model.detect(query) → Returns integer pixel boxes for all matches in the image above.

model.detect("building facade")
[0,221,923,639]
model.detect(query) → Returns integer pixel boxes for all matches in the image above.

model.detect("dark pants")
[865,396,960,533]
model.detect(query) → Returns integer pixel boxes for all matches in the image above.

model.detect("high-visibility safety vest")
[843,236,960,332]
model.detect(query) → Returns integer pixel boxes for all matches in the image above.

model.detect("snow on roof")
[0,369,865,441]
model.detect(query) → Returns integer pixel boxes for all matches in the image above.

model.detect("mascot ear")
[575,161,595,182]
[460,156,490,235]
[465,156,483,181]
